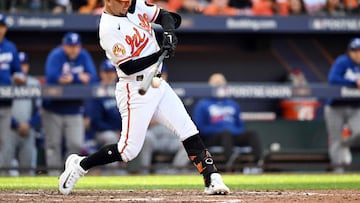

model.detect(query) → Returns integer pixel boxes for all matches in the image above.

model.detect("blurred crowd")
[1,0,360,16]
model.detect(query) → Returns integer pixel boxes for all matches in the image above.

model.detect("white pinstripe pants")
[115,79,198,162]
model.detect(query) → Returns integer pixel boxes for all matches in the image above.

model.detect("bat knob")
[138,89,146,95]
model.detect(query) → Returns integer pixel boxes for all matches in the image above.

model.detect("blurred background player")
[42,32,98,175]
[2,51,41,176]
[0,13,26,172]
[78,0,104,14]
[177,0,205,14]
[203,0,239,16]
[193,73,263,172]
[325,38,360,173]
[87,59,121,147]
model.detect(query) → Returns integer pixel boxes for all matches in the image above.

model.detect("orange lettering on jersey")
[132,38,149,57]
[125,27,149,57]
[138,14,152,33]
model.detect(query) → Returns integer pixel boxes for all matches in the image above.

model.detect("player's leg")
[94,131,122,171]
[0,107,12,174]
[341,107,360,165]
[42,110,64,175]
[113,81,160,163]
[345,108,360,147]
[59,114,87,193]
[154,81,230,194]
[64,114,84,157]
[59,128,126,194]
[234,131,263,164]
[324,106,347,172]
[18,130,37,176]
[59,82,159,195]
[1,128,17,175]
[218,132,234,159]
[139,129,156,174]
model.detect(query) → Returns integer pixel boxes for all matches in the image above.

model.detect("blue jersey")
[193,97,244,136]
[0,38,22,107]
[328,53,360,106]
[42,46,99,114]
[87,97,122,132]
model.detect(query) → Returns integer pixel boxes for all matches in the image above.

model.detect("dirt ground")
[1,189,360,203]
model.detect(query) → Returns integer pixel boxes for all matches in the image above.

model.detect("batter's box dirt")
[0,189,360,202]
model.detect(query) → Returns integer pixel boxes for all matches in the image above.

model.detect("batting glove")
[162,31,178,59]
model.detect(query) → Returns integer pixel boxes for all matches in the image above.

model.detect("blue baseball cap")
[100,59,115,71]
[18,51,29,64]
[62,32,81,45]
[348,38,360,50]
[0,14,7,26]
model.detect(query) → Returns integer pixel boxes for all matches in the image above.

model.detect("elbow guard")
[155,9,182,30]
[169,12,182,29]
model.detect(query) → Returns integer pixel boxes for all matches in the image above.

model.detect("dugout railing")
[2,83,360,174]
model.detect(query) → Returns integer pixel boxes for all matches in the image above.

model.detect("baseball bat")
[138,50,168,95]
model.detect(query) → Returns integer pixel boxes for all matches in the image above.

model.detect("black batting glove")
[162,31,178,59]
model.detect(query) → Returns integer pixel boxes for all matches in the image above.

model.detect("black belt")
[136,74,162,81]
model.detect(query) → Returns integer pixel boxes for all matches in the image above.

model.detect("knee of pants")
[120,142,142,162]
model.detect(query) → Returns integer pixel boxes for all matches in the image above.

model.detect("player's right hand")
[78,72,91,84]
[162,31,177,59]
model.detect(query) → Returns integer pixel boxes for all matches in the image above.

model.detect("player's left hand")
[79,72,91,84]
[12,73,26,85]
[162,31,177,59]
[17,122,30,137]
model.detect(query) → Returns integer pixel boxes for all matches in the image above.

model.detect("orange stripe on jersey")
[151,7,160,22]
[116,56,132,65]
[120,83,131,154]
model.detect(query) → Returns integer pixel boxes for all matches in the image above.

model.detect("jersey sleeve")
[82,50,99,84]
[100,32,132,66]
[137,0,160,22]
[328,55,357,87]
[9,43,22,75]
[45,49,63,84]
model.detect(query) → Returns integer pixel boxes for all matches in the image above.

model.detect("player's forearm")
[118,50,162,75]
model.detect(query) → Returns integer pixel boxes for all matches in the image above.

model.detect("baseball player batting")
[59,0,230,195]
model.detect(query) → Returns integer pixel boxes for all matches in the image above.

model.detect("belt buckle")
[136,75,144,81]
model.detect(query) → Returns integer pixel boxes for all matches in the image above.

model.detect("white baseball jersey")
[98,0,198,162]
[99,0,161,78]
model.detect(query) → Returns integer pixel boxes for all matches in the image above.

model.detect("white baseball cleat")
[204,173,230,195]
[58,154,87,195]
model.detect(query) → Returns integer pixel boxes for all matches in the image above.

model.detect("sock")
[183,134,218,187]
[80,144,122,171]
